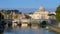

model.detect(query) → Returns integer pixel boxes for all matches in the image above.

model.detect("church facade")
[29,6,49,20]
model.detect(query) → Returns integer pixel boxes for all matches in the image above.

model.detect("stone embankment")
[46,25,60,33]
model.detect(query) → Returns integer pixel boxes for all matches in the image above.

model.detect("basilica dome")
[39,6,45,11]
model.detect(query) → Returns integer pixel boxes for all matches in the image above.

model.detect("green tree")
[0,10,7,19]
[48,14,55,16]
[15,14,18,19]
[9,13,13,19]
[55,5,60,21]
[0,13,4,20]
[7,10,19,14]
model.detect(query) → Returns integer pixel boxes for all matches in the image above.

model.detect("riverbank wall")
[47,25,60,33]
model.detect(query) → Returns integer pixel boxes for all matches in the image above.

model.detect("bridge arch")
[40,20,48,28]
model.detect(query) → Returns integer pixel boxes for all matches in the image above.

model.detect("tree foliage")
[0,13,4,20]
[7,10,19,14]
[48,14,55,16]
[55,5,60,21]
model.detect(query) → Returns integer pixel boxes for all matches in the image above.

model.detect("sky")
[0,0,60,11]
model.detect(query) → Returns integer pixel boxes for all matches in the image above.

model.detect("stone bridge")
[11,19,52,27]
[1,18,56,28]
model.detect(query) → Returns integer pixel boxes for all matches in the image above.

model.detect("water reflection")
[4,26,58,34]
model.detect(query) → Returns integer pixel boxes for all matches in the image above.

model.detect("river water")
[3,26,58,34]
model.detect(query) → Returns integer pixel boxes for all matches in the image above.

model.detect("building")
[18,13,26,19]
[28,6,49,20]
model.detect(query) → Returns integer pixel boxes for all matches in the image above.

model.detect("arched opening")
[40,21,47,28]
